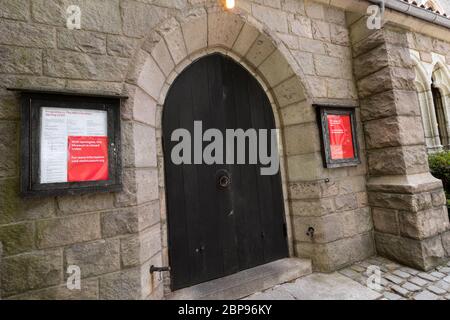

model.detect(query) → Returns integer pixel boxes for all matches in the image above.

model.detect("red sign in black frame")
[68,136,109,182]
[315,105,360,168]
[14,88,125,197]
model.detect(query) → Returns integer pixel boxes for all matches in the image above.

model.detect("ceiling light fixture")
[225,0,235,10]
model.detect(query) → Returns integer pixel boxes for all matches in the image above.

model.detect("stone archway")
[431,63,450,148]
[123,5,316,297]
[162,53,289,290]
[412,55,441,150]
[412,54,450,151]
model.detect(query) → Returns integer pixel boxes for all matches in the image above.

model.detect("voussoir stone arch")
[125,6,313,117]
[123,5,316,295]
[412,55,431,92]
[432,61,450,95]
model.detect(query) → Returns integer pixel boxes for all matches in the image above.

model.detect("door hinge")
[150,265,170,281]
[150,265,170,273]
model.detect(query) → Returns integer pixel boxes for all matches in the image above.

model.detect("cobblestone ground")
[338,256,450,300]
[246,256,450,300]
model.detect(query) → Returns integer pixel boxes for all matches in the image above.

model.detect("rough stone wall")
[125,0,375,283]
[348,13,450,270]
[0,0,376,299]
[0,0,167,300]
[242,0,375,272]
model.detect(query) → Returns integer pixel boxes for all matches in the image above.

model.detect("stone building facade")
[0,0,449,299]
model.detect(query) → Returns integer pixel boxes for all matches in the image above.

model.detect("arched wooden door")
[163,54,288,290]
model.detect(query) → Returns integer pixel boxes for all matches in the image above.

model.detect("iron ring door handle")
[219,175,230,188]
[216,169,231,189]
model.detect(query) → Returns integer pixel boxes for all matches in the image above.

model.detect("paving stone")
[356,276,369,287]
[383,262,401,271]
[414,290,440,300]
[251,257,450,301]
[366,258,383,266]
[434,280,450,292]
[401,282,422,292]
[436,267,450,273]
[427,285,447,295]
[380,278,389,286]
[339,268,364,282]
[350,265,366,273]
[392,270,411,279]
[379,265,390,273]
[369,283,385,293]
[376,256,395,265]
[430,272,446,279]
[400,267,419,275]
[417,273,439,282]
[281,272,382,300]
[246,288,295,300]
[390,284,410,297]
[358,261,373,268]
[384,274,405,285]
[384,292,402,300]
[409,276,429,287]
[366,257,383,264]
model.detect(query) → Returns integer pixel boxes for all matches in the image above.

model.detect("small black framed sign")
[315,105,360,168]
[13,88,125,196]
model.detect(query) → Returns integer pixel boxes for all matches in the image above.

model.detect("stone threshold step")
[166,258,312,300]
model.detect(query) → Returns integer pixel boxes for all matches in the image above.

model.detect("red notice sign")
[327,114,355,160]
[68,136,109,182]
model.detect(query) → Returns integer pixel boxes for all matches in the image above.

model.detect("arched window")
[431,76,449,148]
[413,58,450,152]
[413,60,438,151]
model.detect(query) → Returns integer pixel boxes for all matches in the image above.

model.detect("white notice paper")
[40,107,107,184]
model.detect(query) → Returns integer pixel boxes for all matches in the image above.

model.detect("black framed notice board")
[315,104,360,169]
[14,89,125,197]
